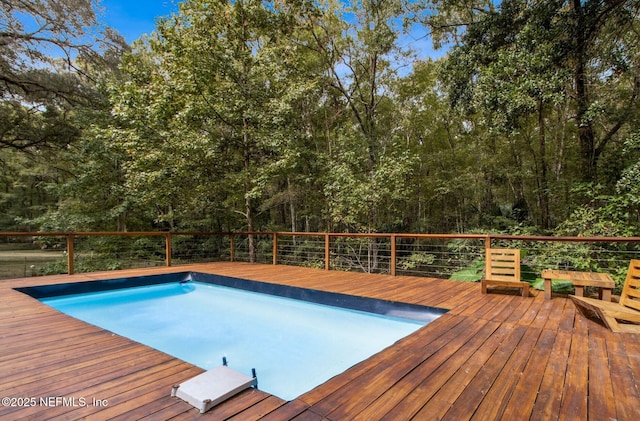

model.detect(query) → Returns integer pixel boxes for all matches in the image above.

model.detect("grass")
[0,249,65,280]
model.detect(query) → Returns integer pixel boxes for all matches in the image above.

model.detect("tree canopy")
[1,0,639,242]
[0,0,127,149]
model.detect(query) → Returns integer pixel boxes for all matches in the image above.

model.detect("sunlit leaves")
[105,0,322,230]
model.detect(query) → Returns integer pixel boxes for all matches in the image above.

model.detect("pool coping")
[16,271,448,323]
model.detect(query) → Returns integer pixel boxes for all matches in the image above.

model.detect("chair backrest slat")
[485,248,521,283]
[620,260,640,311]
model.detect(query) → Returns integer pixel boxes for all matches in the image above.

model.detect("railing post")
[272,232,278,265]
[390,234,396,276]
[485,235,491,252]
[66,234,74,275]
[165,233,172,267]
[230,234,235,262]
[325,233,331,271]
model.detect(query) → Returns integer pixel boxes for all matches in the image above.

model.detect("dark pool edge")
[14,272,192,298]
[16,271,448,323]
[190,272,448,323]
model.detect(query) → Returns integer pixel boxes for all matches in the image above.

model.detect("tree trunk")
[246,194,255,263]
[288,177,296,233]
[537,99,550,229]
[243,114,256,263]
[571,0,598,182]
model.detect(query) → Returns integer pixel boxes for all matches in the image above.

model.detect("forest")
[2,0,640,239]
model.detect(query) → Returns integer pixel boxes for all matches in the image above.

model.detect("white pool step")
[171,365,257,413]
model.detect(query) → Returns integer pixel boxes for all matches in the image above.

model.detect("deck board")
[607,336,640,420]
[415,321,513,420]
[501,328,557,419]
[1,262,639,420]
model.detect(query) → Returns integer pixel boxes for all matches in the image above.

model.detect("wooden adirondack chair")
[481,248,530,297]
[571,259,640,333]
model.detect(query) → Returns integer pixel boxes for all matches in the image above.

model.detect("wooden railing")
[2,231,640,287]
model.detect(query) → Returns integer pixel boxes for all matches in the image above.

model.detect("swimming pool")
[20,272,446,401]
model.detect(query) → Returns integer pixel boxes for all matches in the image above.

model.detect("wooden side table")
[541,269,615,301]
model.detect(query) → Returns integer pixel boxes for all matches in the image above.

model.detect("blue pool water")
[41,281,431,400]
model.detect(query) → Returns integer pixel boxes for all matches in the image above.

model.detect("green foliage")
[557,183,640,238]
[105,0,326,238]
[0,0,127,151]
[2,0,640,279]
[530,278,574,294]
[449,260,484,282]
[397,252,436,270]
[448,258,541,291]
[41,256,124,276]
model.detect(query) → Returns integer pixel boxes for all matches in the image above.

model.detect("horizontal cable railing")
[395,235,486,279]
[274,232,326,269]
[2,231,640,293]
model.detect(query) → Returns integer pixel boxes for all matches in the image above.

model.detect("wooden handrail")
[4,231,639,242]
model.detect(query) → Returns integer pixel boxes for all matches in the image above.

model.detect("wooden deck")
[1,262,639,420]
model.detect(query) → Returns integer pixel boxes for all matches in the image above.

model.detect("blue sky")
[98,0,445,60]
[100,0,181,43]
